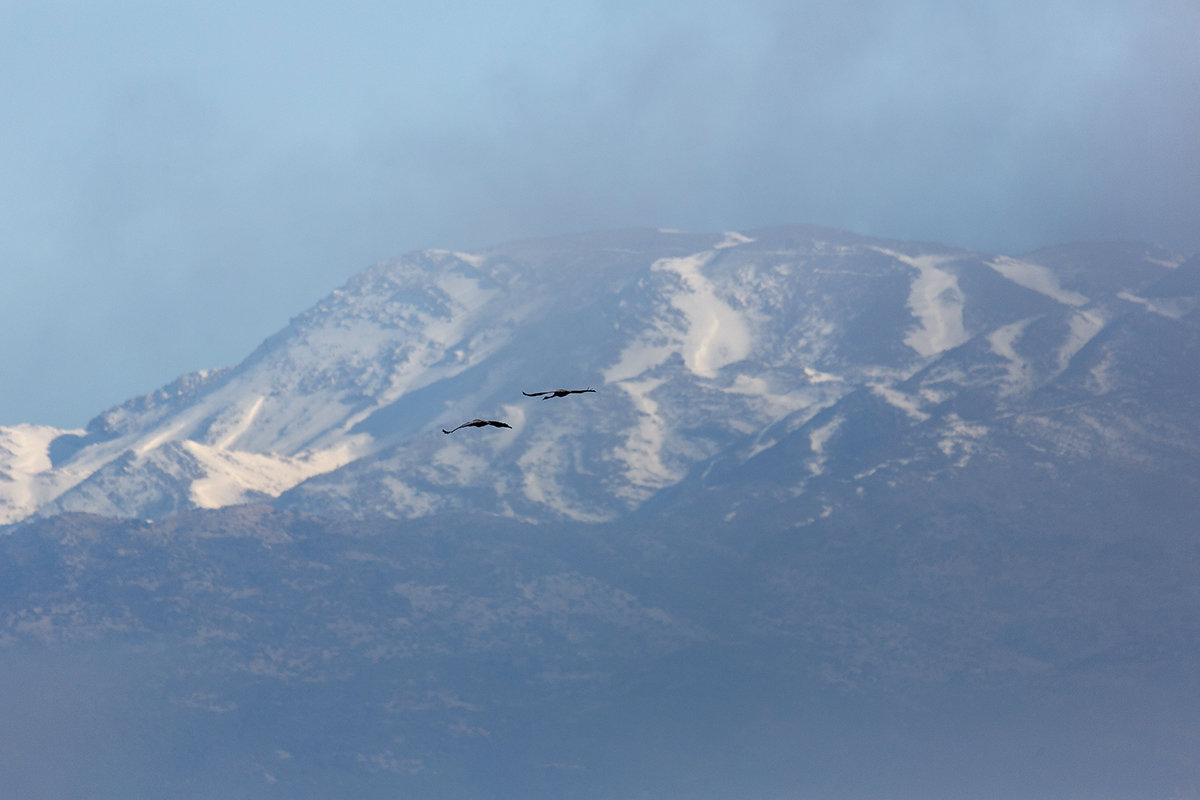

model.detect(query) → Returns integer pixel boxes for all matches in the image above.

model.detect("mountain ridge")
[1,225,1193,526]
[2,226,1199,797]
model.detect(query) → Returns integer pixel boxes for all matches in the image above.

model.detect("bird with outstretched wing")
[441,418,513,434]
[522,388,596,399]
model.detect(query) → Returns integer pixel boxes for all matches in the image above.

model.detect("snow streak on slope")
[608,378,681,502]
[804,367,842,384]
[870,384,931,422]
[715,231,755,249]
[936,414,989,467]
[517,437,608,523]
[0,425,85,524]
[988,256,1089,306]
[185,441,359,509]
[718,374,826,425]
[806,415,843,477]
[1116,291,1190,319]
[988,319,1035,396]
[656,251,753,377]
[874,250,969,357]
[212,396,266,450]
[606,246,752,382]
[1058,309,1107,371]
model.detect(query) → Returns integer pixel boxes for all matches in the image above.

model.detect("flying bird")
[441,419,513,434]
[522,388,597,399]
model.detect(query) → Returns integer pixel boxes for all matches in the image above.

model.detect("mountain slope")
[2,227,1199,798]
[0,226,1194,526]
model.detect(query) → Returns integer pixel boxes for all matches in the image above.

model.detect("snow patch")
[185,441,359,509]
[604,250,752,382]
[0,424,87,524]
[654,252,753,377]
[807,415,843,476]
[376,476,439,517]
[452,251,485,268]
[987,319,1034,396]
[0,424,63,477]
[718,374,822,422]
[426,249,485,269]
[518,439,609,523]
[714,231,754,249]
[519,439,559,508]
[608,378,681,498]
[429,444,491,485]
[1089,350,1119,395]
[1116,290,1189,319]
[937,415,988,467]
[724,374,771,396]
[873,249,968,356]
[602,339,678,384]
[136,416,193,455]
[871,384,930,422]
[989,257,1089,306]
[804,366,842,384]
[1058,309,1107,371]
[435,269,497,313]
[212,395,265,450]
[903,255,968,356]
[1144,253,1183,269]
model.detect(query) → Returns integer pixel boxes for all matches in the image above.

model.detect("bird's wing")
[523,391,550,397]
[442,422,465,434]
[487,420,513,428]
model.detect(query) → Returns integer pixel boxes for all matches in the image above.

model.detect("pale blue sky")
[2,0,1197,426]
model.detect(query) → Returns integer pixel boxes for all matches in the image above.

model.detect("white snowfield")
[987,256,1090,307]
[0,425,86,522]
[987,319,1036,396]
[872,249,969,357]
[0,228,1188,525]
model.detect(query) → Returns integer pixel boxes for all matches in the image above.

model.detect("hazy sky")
[2,0,1197,427]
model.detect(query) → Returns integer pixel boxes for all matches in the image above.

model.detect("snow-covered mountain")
[1,225,1195,525]
[4,225,1200,798]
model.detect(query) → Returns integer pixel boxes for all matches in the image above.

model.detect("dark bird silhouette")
[522,388,597,399]
[442,419,513,434]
